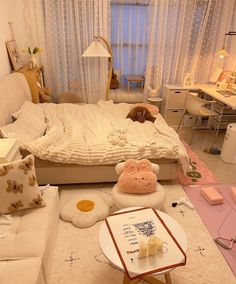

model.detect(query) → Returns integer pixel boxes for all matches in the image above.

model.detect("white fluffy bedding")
[19,101,188,171]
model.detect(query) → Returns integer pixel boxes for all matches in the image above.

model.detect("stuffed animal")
[127,106,156,123]
[148,86,159,98]
[58,92,82,104]
[37,84,51,103]
[36,72,51,103]
[130,103,159,115]
[116,159,159,194]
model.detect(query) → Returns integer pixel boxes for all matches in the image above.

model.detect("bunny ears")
[115,159,160,176]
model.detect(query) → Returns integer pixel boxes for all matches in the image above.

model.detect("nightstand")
[0,138,22,163]
[147,97,163,106]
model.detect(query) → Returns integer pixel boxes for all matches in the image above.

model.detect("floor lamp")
[82,36,113,101]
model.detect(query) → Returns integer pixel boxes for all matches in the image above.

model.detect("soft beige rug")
[48,185,236,284]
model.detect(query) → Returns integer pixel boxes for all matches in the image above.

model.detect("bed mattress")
[20,101,188,172]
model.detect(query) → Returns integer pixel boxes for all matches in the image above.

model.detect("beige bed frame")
[1,73,180,185]
[33,156,179,185]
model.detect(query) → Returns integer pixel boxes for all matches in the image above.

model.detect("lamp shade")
[215,48,229,59]
[82,40,111,58]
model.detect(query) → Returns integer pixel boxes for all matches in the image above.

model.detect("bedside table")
[147,97,163,113]
[0,138,22,163]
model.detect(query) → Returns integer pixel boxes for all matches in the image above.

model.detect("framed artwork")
[6,40,24,71]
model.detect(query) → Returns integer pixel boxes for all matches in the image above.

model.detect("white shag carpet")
[48,185,236,284]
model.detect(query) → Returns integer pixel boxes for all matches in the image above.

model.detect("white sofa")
[0,186,60,284]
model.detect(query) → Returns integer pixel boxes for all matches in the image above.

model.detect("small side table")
[147,97,163,106]
[125,75,145,92]
[0,138,21,163]
[99,207,187,284]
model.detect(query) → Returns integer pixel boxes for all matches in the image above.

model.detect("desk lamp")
[82,36,113,101]
[216,31,236,59]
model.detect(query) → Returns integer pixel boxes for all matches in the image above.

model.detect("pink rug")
[177,141,219,185]
[185,184,236,276]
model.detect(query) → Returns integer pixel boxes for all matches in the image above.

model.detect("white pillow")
[0,154,45,215]
[0,101,46,144]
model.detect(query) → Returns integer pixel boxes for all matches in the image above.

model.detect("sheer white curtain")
[145,0,236,97]
[111,0,149,86]
[41,0,110,103]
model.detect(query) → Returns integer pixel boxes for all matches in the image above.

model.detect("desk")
[162,84,236,128]
[200,86,236,110]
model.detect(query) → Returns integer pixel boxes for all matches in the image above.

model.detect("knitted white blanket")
[22,101,188,171]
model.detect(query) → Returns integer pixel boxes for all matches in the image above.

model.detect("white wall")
[0,0,40,77]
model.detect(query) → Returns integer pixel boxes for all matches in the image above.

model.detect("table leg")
[140,272,172,284]
[123,273,139,284]
[128,81,130,92]
[164,272,172,284]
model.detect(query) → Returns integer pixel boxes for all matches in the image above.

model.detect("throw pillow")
[0,101,46,143]
[117,159,158,194]
[0,154,45,215]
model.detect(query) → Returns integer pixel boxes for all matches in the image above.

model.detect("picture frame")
[6,40,24,71]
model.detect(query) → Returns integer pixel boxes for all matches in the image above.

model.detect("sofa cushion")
[0,231,46,260]
[0,257,43,284]
[0,186,59,283]
[0,155,45,215]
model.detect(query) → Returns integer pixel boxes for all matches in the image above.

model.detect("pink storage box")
[200,187,224,205]
[230,187,236,203]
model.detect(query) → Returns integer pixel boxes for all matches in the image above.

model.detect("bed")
[0,73,189,184]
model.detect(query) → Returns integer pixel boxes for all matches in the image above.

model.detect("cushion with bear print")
[0,154,45,215]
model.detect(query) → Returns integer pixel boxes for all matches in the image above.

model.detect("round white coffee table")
[99,207,187,284]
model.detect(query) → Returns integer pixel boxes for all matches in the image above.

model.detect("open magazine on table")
[105,207,187,280]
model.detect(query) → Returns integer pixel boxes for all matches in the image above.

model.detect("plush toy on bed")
[36,72,51,103]
[115,159,159,194]
[126,105,157,123]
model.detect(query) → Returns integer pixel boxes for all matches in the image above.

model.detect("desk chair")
[177,92,218,144]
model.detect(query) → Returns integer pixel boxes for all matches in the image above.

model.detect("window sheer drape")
[41,0,110,103]
[144,0,236,98]
[111,0,149,86]
[38,0,235,102]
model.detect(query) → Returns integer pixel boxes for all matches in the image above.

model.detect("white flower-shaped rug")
[60,193,111,228]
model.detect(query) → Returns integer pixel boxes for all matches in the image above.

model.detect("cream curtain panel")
[41,0,110,103]
[144,0,236,97]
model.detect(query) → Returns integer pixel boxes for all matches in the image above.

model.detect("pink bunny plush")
[117,159,158,194]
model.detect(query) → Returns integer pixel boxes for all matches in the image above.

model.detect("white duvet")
[21,100,189,171]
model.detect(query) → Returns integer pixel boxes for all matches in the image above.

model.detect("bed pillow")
[11,101,43,120]
[0,154,45,215]
[131,103,159,115]
[0,101,46,143]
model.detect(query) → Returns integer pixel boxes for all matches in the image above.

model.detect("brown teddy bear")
[38,85,51,103]
[126,106,156,123]
[36,72,51,103]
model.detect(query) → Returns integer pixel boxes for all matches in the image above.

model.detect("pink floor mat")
[185,184,236,275]
[178,140,219,186]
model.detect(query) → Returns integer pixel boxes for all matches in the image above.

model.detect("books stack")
[0,138,22,163]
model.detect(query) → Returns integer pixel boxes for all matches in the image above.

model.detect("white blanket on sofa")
[22,101,189,171]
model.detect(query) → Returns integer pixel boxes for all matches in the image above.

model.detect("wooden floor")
[179,127,236,184]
